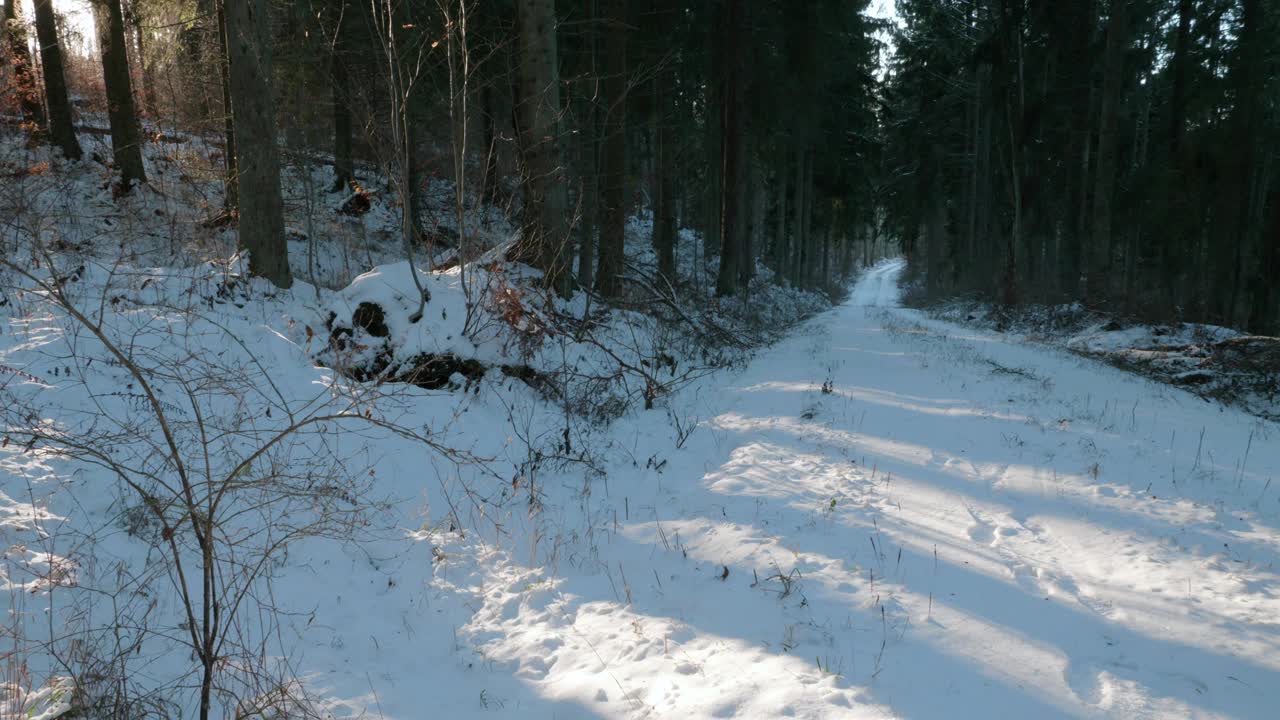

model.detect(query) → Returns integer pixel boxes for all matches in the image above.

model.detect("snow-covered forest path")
[448,258,1280,719]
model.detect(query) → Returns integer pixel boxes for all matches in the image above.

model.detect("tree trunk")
[32,0,81,160]
[651,46,676,281]
[577,96,598,290]
[595,0,627,298]
[800,152,814,287]
[1168,0,1191,153]
[127,0,158,117]
[773,163,788,281]
[790,147,806,286]
[713,0,746,296]
[224,0,291,287]
[515,0,571,295]
[1087,0,1127,302]
[329,0,353,192]
[481,82,499,203]
[94,0,147,192]
[740,155,759,290]
[4,0,48,131]
[1230,0,1267,330]
[217,2,237,211]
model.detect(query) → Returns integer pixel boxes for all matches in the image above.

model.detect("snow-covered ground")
[923,297,1280,421]
[10,100,1277,719]
[416,258,1277,718]
[4,239,1278,716]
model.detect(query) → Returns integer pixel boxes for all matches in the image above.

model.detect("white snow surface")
[4,257,1279,719]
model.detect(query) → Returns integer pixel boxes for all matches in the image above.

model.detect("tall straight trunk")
[514,0,570,295]
[32,0,81,160]
[595,0,627,298]
[702,115,721,261]
[329,2,353,192]
[1054,0,1092,299]
[713,0,746,297]
[739,155,757,291]
[1262,187,1280,335]
[1087,0,1127,301]
[1230,0,1267,329]
[185,0,215,125]
[217,3,237,211]
[573,0,597,288]
[789,147,806,286]
[651,46,676,280]
[224,0,291,287]
[481,82,499,202]
[127,0,157,117]
[773,164,788,281]
[95,0,147,192]
[800,153,814,287]
[1168,0,1191,153]
[700,18,721,264]
[577,96,598,289]
[3,0,47,131]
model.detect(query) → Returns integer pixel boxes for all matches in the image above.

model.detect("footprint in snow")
[1063,658,1106,706]
[965,509,997,546]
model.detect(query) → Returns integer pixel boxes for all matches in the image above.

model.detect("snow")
[2,128,1279,716]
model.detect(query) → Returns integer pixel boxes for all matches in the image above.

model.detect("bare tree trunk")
[94,0,147,192]
[789,147,805,287]
[713,0,746,296]
[514,0,571,295]
[481,82,499,203]
[575,0,597,289]
[595,0,627,298]
[740,155,759,290]
[577,96,598,289]
[224,0,291,287]
[329,0,353,192]
[217,2,237,211]
[127,0,158,117]
[1168,0,1191,153]
[4,0,48,132]
[1087,0,1127,301]
[800,152,814,287]
[652,47,676,281]
[32,0,81,160]
[773,163,788,281]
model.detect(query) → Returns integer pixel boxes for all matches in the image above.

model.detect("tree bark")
[1168,0,1191,153]
[652,40,676,281]
[577,96,598,290]
[713,0,746,296]
[595,0,627,298]
[1087,0,1127,301]
[329,0,353,192]
[3,0,48,131]
[32,0,81,160]
[94,0,147,192]
[773,162,788,281]
[224,0,291,287]
[217,2,237,211]
[515,0,571,295]
[127,0,158,117]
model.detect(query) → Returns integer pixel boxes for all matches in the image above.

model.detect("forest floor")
[3,131,1279,718]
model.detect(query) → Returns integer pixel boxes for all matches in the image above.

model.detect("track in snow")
[455,257,1280,718]
[849,257,906,307]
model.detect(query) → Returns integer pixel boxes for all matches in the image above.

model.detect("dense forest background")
[2,0,1277,331]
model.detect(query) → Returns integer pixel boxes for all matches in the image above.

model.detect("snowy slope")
[5,258,1278,719]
